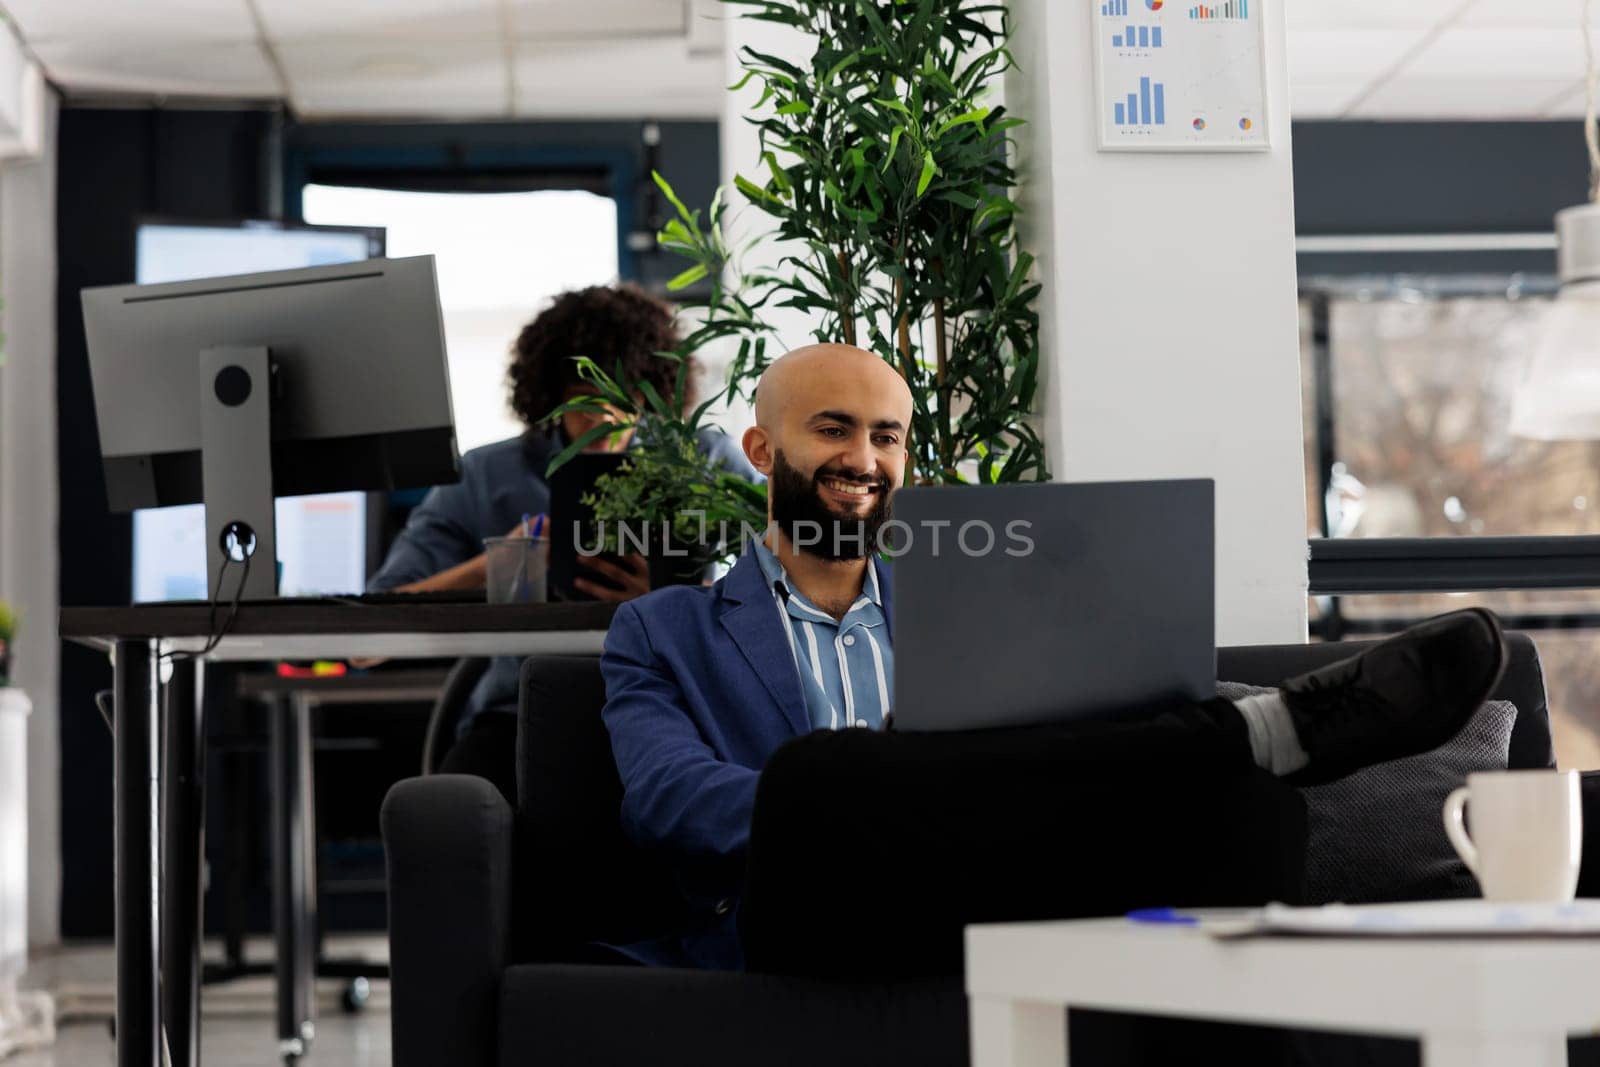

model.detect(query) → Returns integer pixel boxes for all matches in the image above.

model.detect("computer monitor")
[131,218,387,601]
[82,255,459,600]
[136,218,384,285]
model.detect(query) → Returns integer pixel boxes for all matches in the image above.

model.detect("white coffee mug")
[1442,769,1583,903]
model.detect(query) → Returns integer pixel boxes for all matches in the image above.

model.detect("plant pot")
[647,539,717,590]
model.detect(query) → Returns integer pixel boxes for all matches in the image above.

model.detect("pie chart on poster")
[1147,0,1164,8]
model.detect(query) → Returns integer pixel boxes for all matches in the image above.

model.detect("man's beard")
[769,449,893,562]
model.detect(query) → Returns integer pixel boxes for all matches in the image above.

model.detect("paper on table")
[1195,899,1600,940]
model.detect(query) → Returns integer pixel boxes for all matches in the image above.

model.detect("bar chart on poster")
[1093,0,1269,151]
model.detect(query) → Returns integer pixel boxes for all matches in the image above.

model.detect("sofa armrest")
[381,774,515,1067]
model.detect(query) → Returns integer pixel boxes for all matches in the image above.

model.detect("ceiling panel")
[513,40,721,117]
[1542,80,1591,117]
[1286,29,1432,83]
[1351,75,1585,118]
[254,0,500,42]
[1457,0,1600,27]
[1287,82,1369,118]
[1,0,255,42]
[1405,27,1587,79]
[30,38,277,97]
[278,39,508,117]
[1285,0,1472,32]
[7,0,1600,121]
[507,0,684,39]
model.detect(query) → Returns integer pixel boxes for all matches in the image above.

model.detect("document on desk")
[1131,900,1600,939]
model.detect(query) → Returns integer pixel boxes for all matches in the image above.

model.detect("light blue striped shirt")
[750,538,893,731]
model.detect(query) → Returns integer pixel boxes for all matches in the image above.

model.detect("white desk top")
[965,917,1600,1039]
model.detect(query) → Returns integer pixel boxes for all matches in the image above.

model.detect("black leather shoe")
[1281,608,1508,786]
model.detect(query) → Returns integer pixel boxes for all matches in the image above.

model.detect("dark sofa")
[382,634,1599,1066]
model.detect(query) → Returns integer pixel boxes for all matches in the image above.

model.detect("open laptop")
[889,479,1215,731]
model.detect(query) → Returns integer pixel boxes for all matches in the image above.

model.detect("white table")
[965,917,1600,1067]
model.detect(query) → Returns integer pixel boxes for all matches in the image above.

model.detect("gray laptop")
[889,479,1214,731]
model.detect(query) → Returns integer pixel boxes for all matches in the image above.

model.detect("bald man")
[598,343,1507,973]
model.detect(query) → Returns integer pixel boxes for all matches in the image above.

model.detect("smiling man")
[599,342,1508,972]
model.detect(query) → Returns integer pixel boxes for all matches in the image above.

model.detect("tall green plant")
[703,0,1047,485]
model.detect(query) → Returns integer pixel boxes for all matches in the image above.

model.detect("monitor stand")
[199,346,279,601]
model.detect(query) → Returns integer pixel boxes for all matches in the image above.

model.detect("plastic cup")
[483,536,550,604]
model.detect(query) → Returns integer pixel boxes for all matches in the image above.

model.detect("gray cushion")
[1217,681,1516,904]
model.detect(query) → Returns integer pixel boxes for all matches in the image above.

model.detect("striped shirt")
[750,538,893,731]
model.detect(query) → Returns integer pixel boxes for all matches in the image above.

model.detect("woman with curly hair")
[367,284,754,798]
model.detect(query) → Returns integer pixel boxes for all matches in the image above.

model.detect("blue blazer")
[600,545,894,969]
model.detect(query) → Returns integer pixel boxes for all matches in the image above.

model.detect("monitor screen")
[131,219,385,601]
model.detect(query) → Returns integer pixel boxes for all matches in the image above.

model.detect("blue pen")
[531,513,545,539]
[1126,907,1198,926]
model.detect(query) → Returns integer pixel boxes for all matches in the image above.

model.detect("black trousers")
[737,697,1312,1066]
[740,695,1308,980]
[438,710,519,805]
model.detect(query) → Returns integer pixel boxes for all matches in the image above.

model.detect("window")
[301,184,621,453]
[1303,280,1600,541]
[1300,274,1600,771]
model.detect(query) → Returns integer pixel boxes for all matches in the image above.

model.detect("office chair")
[421,657,490,774]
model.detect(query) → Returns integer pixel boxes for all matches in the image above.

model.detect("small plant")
[544,356,769,565]
[0,601,17,686]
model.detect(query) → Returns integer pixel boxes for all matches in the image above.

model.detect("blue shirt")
[750,537,892,731]
[369,425,758,728]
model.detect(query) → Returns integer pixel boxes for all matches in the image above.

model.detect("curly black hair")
[506,284,692,428]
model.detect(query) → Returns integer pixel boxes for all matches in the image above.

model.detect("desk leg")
[114,639,160,1067]
[270,696,311,1061]
[293,693,318,1052]
[1422,1033,1566,1067]
[161,659,203,1067]
[969,996,1068,1067]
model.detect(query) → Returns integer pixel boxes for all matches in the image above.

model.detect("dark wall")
[1291,121,1591,235]
[57,107,277,936]
[1290,120,1589,277]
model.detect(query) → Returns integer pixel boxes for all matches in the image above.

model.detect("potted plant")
[547,0,1047,566]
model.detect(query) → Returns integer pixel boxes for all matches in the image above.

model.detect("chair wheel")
[341,976,371,1013]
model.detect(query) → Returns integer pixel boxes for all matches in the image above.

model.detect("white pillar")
[0,90,60,949]
[1005,0,1307,645]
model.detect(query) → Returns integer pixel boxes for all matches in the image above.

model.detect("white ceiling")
[0,0,727,119]
[1,0,1599,121]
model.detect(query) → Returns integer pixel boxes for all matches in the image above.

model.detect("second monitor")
[82,255,460,600]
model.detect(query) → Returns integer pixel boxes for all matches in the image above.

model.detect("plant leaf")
[667,263,710,291]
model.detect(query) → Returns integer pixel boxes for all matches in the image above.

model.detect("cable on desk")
[164,551,252,664]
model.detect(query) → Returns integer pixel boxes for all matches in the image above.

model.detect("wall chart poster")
[1092,0,1270,152]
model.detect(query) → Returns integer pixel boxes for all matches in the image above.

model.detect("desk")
[61,600,616,1067]
[964,918,1600,1067]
